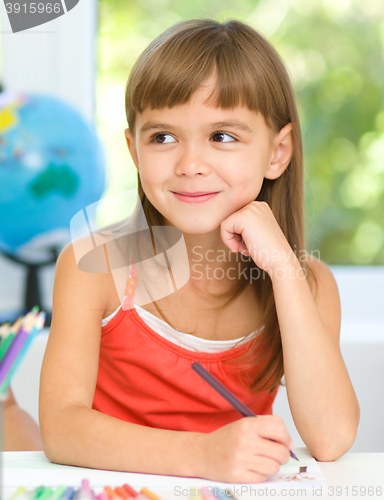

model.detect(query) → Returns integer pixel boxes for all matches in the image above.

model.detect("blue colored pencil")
[61,488,76,500]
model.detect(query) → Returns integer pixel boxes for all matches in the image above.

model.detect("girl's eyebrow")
[139,122,171,134]
[139,119,253,135]
[209,120,253,133]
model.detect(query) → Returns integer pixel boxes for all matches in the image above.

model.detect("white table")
[2,451,384,500]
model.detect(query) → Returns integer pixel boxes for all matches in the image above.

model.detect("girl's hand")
[199,415,292,483]
[220,201,295,276]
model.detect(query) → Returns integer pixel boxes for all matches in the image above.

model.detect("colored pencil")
[0,312,46,393]
[103,487,123,500]
[0,317,23,363]
[31,486,47,500]
[9,487,27,500]
[121,485,147,500]
[114,489,130,499]
[122,486,138,498]
[200,487,216,500]
[198,488,209,500]
[207,487,226,500]
[0,323,10,341]
[224,491,238,500]
[50,486,68,500]
[76,479,95,500]
[191,361,299,461]
[189,489,203,500]
[61,488,76,500]
[0,313,36,386]
[97,493,109,500]
[140,489,160,500]
[39,488,55,500]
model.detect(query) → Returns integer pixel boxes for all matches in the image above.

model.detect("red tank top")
[93,296,278,433]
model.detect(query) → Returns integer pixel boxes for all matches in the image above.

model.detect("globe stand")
[0,249,58,327]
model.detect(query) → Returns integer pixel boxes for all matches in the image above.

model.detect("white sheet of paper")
[3,449,323,495]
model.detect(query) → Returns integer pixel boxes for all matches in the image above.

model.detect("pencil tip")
[36,312,47,330]
[0,323,10,335]
[10,316,23,333]
[22,312,38,333]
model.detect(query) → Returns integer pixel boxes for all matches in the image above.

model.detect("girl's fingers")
[253,415,293,449]
[220,224,249,255]
[248,454,283,477]
[220,228,240,253]
[253,434,291,466]
[203,416,292,483]
[240,236,250,256]
[231,470,268,484]
[226,445,286,482]
[232,441,290,481]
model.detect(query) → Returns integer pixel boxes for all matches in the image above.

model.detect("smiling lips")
[171,191,220,203]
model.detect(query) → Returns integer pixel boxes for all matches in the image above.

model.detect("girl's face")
[125,79,292,235]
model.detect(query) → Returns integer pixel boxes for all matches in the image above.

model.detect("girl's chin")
[154,212,223,235]
[175,223,221,236]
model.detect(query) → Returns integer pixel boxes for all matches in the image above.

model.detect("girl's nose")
[174,148,210,177]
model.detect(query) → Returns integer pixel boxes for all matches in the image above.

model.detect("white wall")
[0,0,96,124]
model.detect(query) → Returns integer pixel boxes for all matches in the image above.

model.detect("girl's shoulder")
[54,233,127,320]
[303,253,338,295]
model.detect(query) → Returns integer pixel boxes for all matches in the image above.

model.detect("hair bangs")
[202,49,266,115]
[126,20,292,135]
[126,22,275,131]
[125,22,226,132]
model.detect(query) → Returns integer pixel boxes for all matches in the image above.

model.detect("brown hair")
[124,18,310,392]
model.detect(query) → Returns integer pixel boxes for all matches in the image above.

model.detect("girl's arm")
[271,254,359,461]
[39,241,292,483]
[39,241,200,474]
[221,201,360,462]
[4,387,43,451]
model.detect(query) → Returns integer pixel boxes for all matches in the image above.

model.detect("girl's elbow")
[40,422,61,464]
[312,402,360,462]
[310,421,359,462]
[42,441,60,465]
[39,412,70,465]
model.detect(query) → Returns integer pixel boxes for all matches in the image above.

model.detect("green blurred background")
[96,0,384,266]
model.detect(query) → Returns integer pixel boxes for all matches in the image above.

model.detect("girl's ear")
[124,129,139,171]
[264,123,293,180]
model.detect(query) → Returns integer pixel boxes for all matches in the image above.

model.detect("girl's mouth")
[172,192,220,203]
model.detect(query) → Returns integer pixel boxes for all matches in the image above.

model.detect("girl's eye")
[211,132,236,143]
[151,133,176,144]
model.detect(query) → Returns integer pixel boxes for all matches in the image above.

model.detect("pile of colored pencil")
[9,481,239,500]
[0,306,46,396]
[10,480,163,500]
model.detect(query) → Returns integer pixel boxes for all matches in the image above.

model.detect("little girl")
[39,18,359,484]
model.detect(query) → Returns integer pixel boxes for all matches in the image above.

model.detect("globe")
[0,92,105,319]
